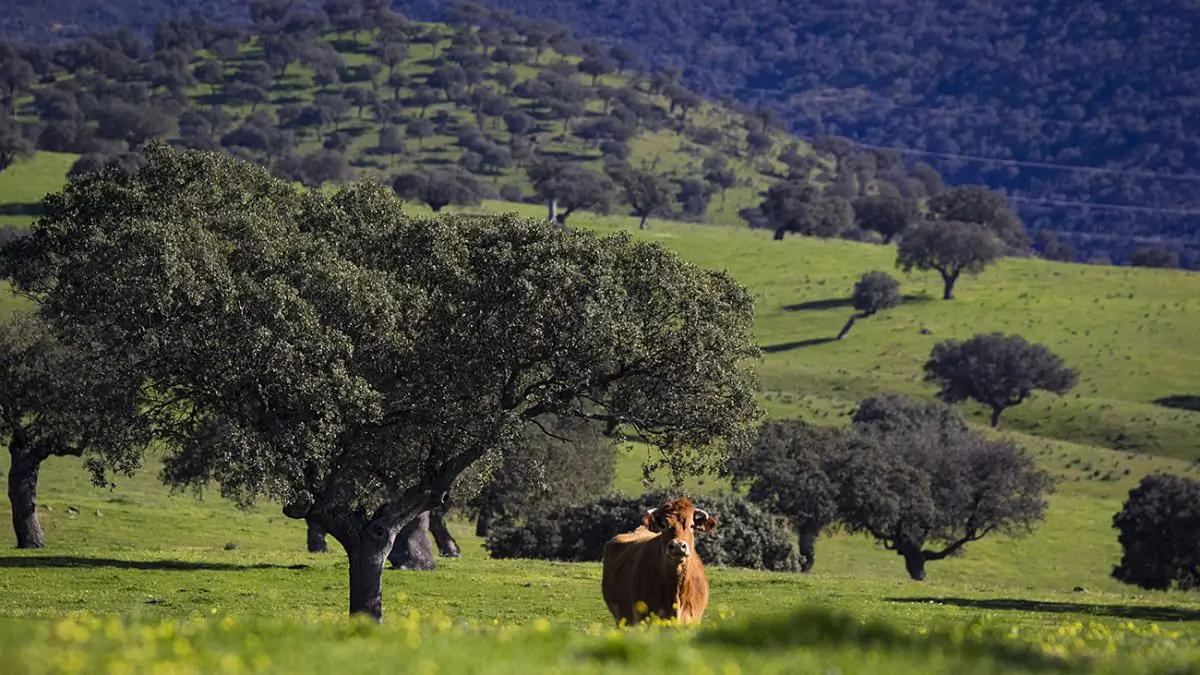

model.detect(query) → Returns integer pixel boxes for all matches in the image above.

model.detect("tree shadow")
[783,294,932,312]
[0,203,42,217]
[691,607,1078,673]
[887,597,1200,622]
[0,555,308,572]
[1154,395,1200,412]
[760,338,835,353]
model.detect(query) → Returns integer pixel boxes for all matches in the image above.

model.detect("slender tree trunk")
[8,451,44,549]
[990,405,1004,428]
[307,519,328,553]
[900,547,927,581]
[475,505,493,538]
[428,508,460,557]
[773,227,787,241]
[941,272,958,300]
[836,313,860,340]
[638,213,648,230]
[798,530,817,573]
[387,511,435,570]
[346,525,399,622]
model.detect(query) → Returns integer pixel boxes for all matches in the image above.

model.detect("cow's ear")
[697,515,717,533]
[641,508,662,532]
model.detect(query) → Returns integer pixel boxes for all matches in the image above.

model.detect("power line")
[1008,195,1200,217]
[808,136,1200,183]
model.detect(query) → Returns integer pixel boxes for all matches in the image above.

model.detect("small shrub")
[484,489,801,571]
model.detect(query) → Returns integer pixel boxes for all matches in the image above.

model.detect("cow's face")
[640,497,717,564]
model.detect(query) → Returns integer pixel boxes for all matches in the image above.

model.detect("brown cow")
[600,496,718,626]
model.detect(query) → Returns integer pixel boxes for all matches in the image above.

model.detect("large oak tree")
[4,142,762,621]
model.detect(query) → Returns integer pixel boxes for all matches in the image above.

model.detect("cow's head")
[640,497,717,564]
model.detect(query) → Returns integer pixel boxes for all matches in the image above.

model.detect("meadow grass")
[2,116,1200,672]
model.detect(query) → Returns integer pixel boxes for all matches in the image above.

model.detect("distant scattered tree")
[1127,247,1179,269]
[579,54,616,86]
[896,220,1004,300]
[923,333,1078,427]
[928,185,1029,252]
[391,168,486,211]
[613,167,673,229]
[756,181,853,240]
[0,49,36,113]
[0,114,34,173]
[850,393,969,438]
[609,45,636,73]
[726,419,844,573]
[836,271,901,340]
[854,196,918,244]
[676,178,715,218]
[276,149,352,189]
[703,154,737,209]
[837,416,1053,581]
[405,117,435,149]
[529,160,615,226]
[1112,473,1200,591]
[1034,229,1077,263]
[373,125,406,166]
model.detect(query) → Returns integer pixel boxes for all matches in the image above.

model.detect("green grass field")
[3,126,1200,672]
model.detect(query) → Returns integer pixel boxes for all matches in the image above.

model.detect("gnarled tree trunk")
[306,519,328,553]
[346,522,400,622]
[899,546,927,581]
[836,313,861,340]
[387,511,435,570]
[941,271,959,300]
[428,508,460,557]
[475,505,493,538]
[990,405,1005,428]
[798,530,817,573]
[8,452,44,549]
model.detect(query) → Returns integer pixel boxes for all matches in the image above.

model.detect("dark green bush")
[484,489,801,571]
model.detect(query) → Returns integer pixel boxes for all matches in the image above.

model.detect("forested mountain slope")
[1,0,1198,266]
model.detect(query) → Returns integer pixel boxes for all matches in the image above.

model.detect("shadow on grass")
[690,607,1078,673]
[0,555,308,572]
[1155,394,1200,412]
[0,203,42,217]
[761,337,836,353]
[782,294,933,312]
[888,597,1200,622]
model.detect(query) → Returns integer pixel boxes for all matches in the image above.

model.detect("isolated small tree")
[896,220,1004,300]
[927,185,1028,252]
[1128,247,1179,269]
[0,312,151,548]
[923,333,1078,427]
[1034,230,1077,263]
[725,420,842,572]
[528,160,615,226]
[837,414,1053,580]
[836,271,901,340]
[1112,473,1200,591]
[391,168,486,212]
[756,181,852,240]
[851,393,969,438]
[613,167,673,230]
[853,196,918,244]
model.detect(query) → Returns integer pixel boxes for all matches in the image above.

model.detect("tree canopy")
[896,220,1004,300]
[923,333,1078,427]
[1112,473,1200,592]
[3,142,763,621]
